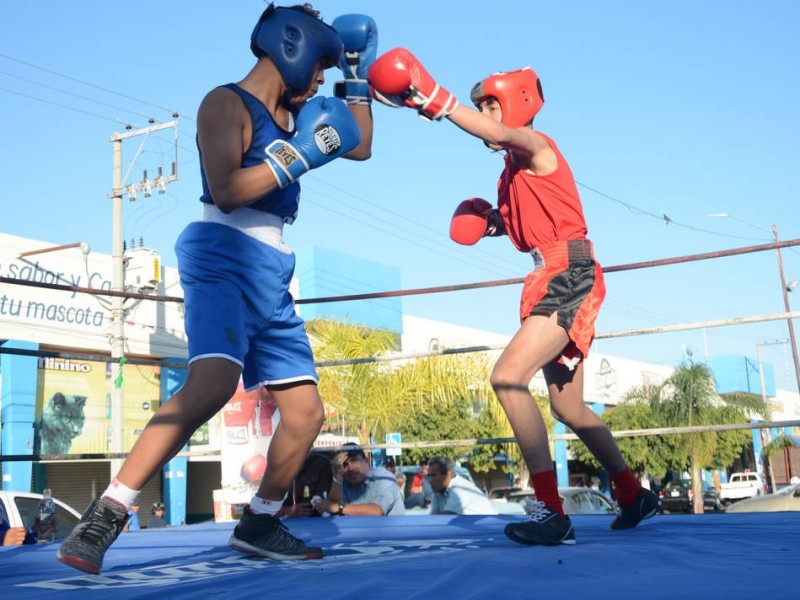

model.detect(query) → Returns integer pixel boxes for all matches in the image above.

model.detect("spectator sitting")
[147,502,169,528]
[383,457,407,497]
[395,471,407,497]
[404,458,433,509]
[427,456,498,515]
[280,451,335,518]
[313,444,405,516]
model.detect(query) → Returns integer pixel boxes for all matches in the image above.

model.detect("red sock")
[531,471,565,516]
[611,467,641,506]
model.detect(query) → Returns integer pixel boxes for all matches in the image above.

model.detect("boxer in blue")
[58,4,378,574]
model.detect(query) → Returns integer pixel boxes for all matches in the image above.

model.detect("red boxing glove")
[368,47,458,121]
[450,198,496,245]
[241,453,267,485]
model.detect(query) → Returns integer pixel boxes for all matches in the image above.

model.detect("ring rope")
[3,419,797,462]
[1,309,797,368]
[1,238,798,305]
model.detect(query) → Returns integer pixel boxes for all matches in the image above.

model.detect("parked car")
[658,479,721,513]
[0,490,81,541]
[725,482,800,513]
[397,464,475,508]
[487,486,523,500]
[719,472,767,505]
[506,487,618,516]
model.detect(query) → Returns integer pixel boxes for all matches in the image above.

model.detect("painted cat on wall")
[34,392,87,455]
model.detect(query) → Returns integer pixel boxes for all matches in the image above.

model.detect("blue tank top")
[198,83,301,223]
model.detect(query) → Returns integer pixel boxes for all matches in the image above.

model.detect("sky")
[1,1,799,392]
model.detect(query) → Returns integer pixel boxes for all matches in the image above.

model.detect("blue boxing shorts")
[175,221,318,391]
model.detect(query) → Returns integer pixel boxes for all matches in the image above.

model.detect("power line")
[0,53,188,119]
[300,190,522,281]
[576,180,771,242]
[5,52,793,299]
[0,69,162,123]
[2,52,790,254]
[1,54,768,253]
[0,86,122,124]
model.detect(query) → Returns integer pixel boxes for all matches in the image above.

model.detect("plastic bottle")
[311,493,331,517]
[35,488,57,544]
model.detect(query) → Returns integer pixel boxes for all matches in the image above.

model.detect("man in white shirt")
[427,456,497,515]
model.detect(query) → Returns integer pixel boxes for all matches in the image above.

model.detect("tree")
[657,363,765,513]
[309,320,509,465]
[309,319,558,480]
[308,319,402,444]
[380,353,501,469]
[569,386,673,482]
[569,362,768,513]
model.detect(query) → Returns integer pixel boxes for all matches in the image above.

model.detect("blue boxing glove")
[331,14,378,105]
[264,96,362,188]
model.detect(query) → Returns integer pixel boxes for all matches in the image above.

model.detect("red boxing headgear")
[470,67,544,129]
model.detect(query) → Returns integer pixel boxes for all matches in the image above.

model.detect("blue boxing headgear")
[251,5,343,97]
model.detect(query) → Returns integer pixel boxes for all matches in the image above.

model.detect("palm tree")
[308,319,401,443]
[570,385,673,485]
[309,319,537,476]
[390,354,519,472]
[571,363,769,513]
[653,362,768,513]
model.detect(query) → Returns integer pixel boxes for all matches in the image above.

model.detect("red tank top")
[496,132,587,252]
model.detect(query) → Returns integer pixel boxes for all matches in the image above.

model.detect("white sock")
[249,494,286,516]
[103,478,141,509]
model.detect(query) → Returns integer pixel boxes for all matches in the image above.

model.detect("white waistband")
[202,204,291,254]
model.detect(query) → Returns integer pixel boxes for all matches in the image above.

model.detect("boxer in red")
[369,50,660,546]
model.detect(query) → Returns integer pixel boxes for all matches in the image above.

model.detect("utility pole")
[771,224,800,395]
[708,213,800,393]
[108,120,178,473]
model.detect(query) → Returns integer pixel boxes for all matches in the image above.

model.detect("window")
[12,496,79,540]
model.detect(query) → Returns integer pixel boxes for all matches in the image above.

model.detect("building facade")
[2,233,799,523]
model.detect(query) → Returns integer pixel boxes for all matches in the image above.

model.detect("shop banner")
[220,383,279,506]
[34,357,159,454]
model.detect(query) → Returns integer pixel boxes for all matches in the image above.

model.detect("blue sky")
[1,1,799,392]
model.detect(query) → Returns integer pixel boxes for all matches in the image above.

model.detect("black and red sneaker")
[504,501,576,546]
[229,505,323,560]
[611,487,661,530]
[57,497,129,575]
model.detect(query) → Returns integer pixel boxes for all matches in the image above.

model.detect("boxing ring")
[2,239,800,598]
[2,512,798,598]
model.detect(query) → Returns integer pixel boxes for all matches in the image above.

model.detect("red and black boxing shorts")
[519,239,606,369]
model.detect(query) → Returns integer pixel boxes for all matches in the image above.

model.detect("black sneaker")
[57,497,129,575]
[504,501,576,546]
[229,506,323,560]
[611,487,661,530]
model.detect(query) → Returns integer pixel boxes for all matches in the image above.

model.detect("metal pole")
[18,242,84,258]
[756,343,768,407]
[105,121,178,477]
[772,224,800,394]
[110,137,125,475]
